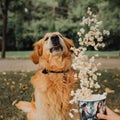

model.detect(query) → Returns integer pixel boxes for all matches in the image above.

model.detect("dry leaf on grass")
[105,87,115,93]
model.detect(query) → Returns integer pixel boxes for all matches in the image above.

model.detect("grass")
[86,51,120,58]
[0,69,120,119]
[0,51,32,59]
[0,71,34,120]
[0,51,120,59]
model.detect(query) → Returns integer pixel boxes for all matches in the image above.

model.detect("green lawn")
[5,51,32,59]
[0,51,120,59]
[86,51,120,58]
[0,69,120,119]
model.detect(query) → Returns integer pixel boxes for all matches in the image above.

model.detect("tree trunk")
[1,0,9,58]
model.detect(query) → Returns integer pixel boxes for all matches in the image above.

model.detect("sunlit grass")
[0,51,120,59]
[5,51,32,59]
[86,51,120,58]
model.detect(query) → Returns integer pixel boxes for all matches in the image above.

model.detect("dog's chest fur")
[31,69,76,120]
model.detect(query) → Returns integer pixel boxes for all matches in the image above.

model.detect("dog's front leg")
[15,101,35,113]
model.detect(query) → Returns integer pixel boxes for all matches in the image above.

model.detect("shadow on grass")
[0,69,120,120]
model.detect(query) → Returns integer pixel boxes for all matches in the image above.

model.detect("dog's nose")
[51,35,60,46]
[51,34,59,41]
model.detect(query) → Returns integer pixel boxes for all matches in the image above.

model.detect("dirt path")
[95,58,120,69]
[0,58,120,72]
[0,59,38,72]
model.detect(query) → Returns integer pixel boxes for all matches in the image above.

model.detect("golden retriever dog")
[15,32,79,120]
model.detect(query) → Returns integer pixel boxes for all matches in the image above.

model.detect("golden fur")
[16,32,79,120]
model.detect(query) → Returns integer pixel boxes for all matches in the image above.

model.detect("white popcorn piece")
[80,28,85,34]
[69,112,74,118]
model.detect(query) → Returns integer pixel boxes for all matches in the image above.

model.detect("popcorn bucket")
[79,94,106,120]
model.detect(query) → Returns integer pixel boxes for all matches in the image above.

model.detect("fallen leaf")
[6,82,10,85]
[10,85,15,91]
[0,115,4,119]
[11,81,15,85]
[2,72,6,75]
[12,100,18,106]
[103,79,108,83]
[105,87,115,94]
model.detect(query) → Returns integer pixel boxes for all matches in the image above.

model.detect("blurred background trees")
[0,0,120,57]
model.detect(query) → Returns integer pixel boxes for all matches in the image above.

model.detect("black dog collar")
[42,69,69,74]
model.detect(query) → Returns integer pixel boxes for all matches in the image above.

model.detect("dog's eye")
[45,37,48,41]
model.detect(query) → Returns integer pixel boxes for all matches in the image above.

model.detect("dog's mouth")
[49,34,64,53]
[50,45,63,53]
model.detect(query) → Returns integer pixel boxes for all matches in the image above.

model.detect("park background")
[0,0,120,54]
[0,0,120,120]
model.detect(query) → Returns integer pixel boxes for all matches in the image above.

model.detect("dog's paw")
[15,101,34,113]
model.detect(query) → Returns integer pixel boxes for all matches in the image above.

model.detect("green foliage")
[103,31,120,50]
[0,0,120,51]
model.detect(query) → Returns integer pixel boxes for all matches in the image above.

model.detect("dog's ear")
[30,40,43,64]
[63,36,75,50]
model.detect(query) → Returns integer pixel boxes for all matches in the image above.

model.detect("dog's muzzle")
[50,35,63,53]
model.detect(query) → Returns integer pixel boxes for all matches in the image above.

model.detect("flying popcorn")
[70,8,110,111]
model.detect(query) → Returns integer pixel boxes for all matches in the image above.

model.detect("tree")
[0,0,9,58]
[0,0,35,52]
[0,0,119,51]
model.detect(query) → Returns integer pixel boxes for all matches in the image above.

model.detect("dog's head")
[31,32,74,64]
